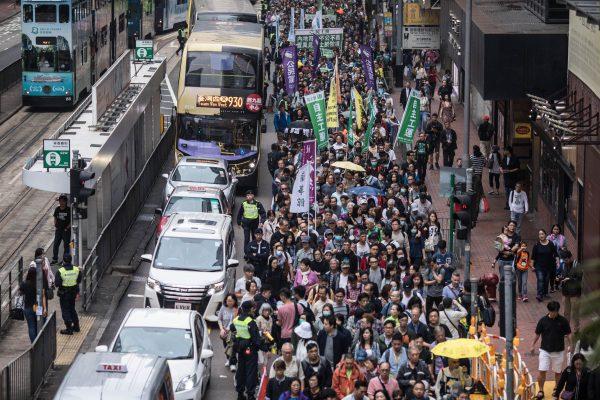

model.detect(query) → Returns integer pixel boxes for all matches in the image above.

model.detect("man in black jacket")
[301,342,333,387]
[396,345,432,395]
[500,146,520,209]
[441,122,457,167]
[245,228,270,280]
[266,359,293,400]
[477,115,495,158]
[400,81,412,110]
[317,315,351,367]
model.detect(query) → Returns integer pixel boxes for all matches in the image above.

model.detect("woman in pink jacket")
[294,258,318,289]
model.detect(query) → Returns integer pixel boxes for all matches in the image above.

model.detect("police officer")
[244,228,270,280]
[55,254,81,335]
[176,28,186,56]
[230,301,263,400]
[237,190,266,246]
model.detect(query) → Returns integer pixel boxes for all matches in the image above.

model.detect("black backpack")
[294,300,316,324]
[480,296,496,327]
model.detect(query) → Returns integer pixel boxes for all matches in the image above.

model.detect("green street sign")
[135,40,154,60]
[43,139,70,169]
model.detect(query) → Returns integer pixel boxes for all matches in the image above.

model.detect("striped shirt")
[469,154,487,176]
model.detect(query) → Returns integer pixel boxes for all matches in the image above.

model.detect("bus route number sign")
[43,139,70,169]
[197,95,244,109]
[135,40,154,60]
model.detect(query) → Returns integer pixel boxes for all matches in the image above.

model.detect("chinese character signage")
[295,28,344,58]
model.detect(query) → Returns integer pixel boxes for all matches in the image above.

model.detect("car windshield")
[172,165,228,185]
[154,237,223,271]
[113,327,193,359]
[165,196,223,215]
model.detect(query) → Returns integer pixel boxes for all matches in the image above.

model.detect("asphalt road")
[95,62,276,400]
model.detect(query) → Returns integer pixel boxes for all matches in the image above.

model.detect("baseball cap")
[324,229,333,236]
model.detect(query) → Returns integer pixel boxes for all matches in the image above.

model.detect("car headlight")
[207,281,225,295]
[176,373,197,392]
[147,277,161,293]
[175,150,184,163]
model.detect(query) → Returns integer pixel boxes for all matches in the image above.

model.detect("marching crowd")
[223,1,594,400]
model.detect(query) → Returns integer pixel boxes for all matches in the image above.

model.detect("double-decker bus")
[186,0,258,33]
[155,0,189,33]
[176,22,264,189]
[21,0,127,107]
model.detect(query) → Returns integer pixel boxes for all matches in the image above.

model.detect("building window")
[564,177,577,234]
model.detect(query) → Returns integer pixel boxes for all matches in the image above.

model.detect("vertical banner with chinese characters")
[395,89,421,145]
[326,77,339,128]
[360,45,376,90]
[347,89,355,146]
[290,163,311,213]
[280,46,298,96]
[301,140,317,203]
[289,7,296,43]
[305,91,328,150]
[312,34,321,78]
[363,93,377,154]
[352,87,364,130]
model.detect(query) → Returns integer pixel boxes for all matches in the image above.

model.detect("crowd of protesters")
[217,0,594,400]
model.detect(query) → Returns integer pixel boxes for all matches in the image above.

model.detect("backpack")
[515,250,531,271]
[480,296,496,327]
[294,300,316,324]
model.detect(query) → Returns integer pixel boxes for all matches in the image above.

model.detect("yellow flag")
[326,77,339,128]
[352,87,364,130]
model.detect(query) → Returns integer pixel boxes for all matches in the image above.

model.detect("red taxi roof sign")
[96,363,128,373]
[187,158,218,164]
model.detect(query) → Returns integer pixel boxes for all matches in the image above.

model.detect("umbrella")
[348,186,383,196]
[431,338,490,359]
[331,161,365,172]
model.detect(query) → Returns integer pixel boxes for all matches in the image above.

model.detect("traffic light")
[451,193,473,240]
[69,159,96,217]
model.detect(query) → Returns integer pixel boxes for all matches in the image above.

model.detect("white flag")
[300,8,305,29]
[290,163,311,213]
[289,8,296,43]
[311,10,322,30]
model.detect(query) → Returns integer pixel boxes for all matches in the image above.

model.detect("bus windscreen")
[184,51,257,89]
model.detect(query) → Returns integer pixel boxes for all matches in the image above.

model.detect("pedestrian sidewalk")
[391,88,555,383]
[0,0,19,24]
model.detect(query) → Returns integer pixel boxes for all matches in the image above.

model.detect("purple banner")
[360,44,376,90]
[312,34,320,78]
[301,140,316,203]
[280,46,298,96]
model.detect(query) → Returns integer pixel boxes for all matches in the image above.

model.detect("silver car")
[163,156,237,208]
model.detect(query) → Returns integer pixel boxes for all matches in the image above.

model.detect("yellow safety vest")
[233,316,252,339]
[58,266,80,287]
[242,201,259,220]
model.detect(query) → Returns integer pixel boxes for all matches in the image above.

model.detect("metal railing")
[81,122,175,309]
[0,312,57,400]
[0,257,24,330]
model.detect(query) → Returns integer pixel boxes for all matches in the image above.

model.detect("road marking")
[127,293,144,298]
[219,375,228,379]
[8,173,20,185]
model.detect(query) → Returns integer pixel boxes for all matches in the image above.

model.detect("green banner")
[295,28,343,58]
[395,89,421,145]
[363,93,376,154]
[305,91,328,150]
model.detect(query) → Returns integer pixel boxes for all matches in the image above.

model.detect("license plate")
[174,302,191,310]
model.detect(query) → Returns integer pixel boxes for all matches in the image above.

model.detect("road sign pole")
[35,258,44,335]
[449,173,455,254]
[71,150,79,267]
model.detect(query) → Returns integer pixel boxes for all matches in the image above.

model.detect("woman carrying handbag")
[553,353,591,400]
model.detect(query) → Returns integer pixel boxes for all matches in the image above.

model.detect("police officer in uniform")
[245,228,270,280]
[237,190,266,246]
[230,301,263,400]
[55,254,81,335]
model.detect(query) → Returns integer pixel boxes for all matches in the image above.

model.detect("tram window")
[23,5,33,22]
[59,5,69,22]
[119,13,125,32]
[35,4,57,23]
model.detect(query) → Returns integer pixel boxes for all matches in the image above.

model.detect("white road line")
[8,173,20,185]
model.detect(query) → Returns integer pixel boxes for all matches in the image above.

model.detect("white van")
[54,352,174,400]
[143,212,239,321]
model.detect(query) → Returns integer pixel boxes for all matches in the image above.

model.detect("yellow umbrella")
[431,338,490,359]
[331,161,365,172]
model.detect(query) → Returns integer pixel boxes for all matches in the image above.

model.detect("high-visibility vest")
[233,316,252,339]
[58,266,80,287]
[242,201,259,220]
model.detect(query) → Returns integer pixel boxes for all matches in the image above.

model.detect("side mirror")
[161,173,169,179]
[95,345,108,353]
[141,254,153,263]
[154,208,163,215]
[227,259,239,269]
[200,349,214,360]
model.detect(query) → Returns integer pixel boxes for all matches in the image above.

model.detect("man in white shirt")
[508,182,529,234]
[342,380,369,400]
[235,265,262,300]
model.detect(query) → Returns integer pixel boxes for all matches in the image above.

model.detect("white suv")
[142,212,238,322]
[96,308,213,400]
